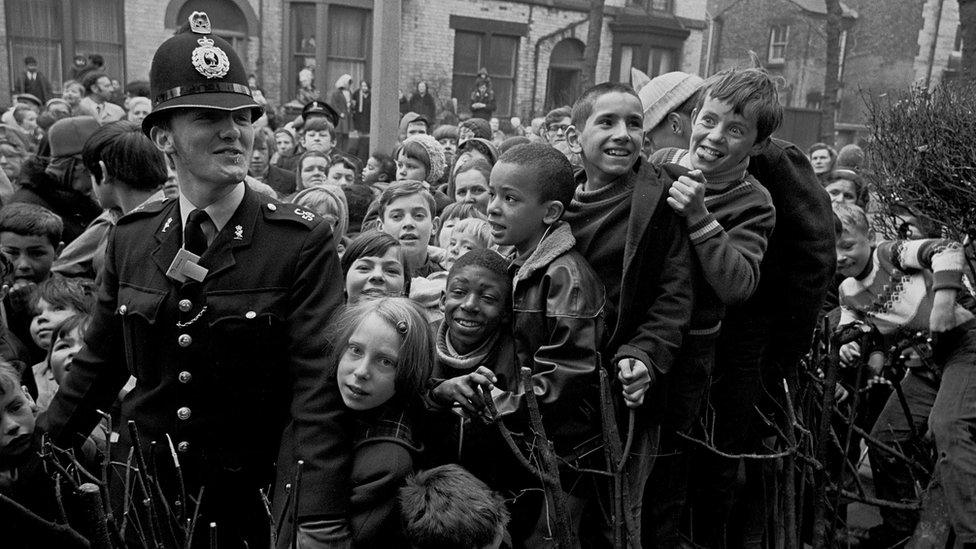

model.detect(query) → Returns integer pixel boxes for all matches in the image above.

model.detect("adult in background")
[60,80,86,116]
[329,73,353,152]
[14,57,53,104]
[469,73,495,121]
[78,72,125,123]
[350,80,371,160]
[9,117,102,244]
[41,12,351,548]
[408,81,437,126]
[807,142,836,185]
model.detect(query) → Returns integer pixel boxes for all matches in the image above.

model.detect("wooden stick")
[78,483,113,549]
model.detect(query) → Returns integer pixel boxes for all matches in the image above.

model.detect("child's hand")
[930,288,958,333]
[667,170,708,222]
[839,341,860,366]
[6,280,36,313]
[617,358,654,408]
[432,367,497,414]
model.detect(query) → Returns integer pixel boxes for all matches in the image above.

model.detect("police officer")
[43,12,350,548]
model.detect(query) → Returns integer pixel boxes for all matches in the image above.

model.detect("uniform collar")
[179,181,246,234]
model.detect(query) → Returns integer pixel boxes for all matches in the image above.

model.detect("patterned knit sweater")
[652,148,776,331]
[839,239,974,336]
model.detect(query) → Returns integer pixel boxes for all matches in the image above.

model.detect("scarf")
[435,318,499,373]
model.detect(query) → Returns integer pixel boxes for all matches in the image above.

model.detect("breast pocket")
[205,289,288,402]
[117,285,166,381]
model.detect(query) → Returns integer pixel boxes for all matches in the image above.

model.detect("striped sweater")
[652,148,776,331]
[839,239,974,336]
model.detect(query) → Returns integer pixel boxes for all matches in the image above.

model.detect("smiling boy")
[562,82,694,544]
[647,67,777,545]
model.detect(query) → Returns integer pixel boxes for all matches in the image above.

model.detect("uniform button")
[245,311,256,319]
[178,334,192,347]
[267,203,277,211]
[177,407,192,421]
[177,441,190,453]
[178,299,193,312]
[178,371,192,384]
[118,305,127,314]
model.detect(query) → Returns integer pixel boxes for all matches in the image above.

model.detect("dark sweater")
[566,178,631,322]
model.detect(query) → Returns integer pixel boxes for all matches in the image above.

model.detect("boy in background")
[399,464,510,549]
[0,204,63,364]
[378,181,441,278]
[300,117,337,157]
[562,82,694,543]
[647,67,778,546]
[835,204,976,546]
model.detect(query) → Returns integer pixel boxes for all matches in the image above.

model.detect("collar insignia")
[162,217,173,233]
[234,225,244,240]
[294,208,315,222]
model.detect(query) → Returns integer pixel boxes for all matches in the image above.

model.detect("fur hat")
[401,134,447,184]
[636,71,704,132]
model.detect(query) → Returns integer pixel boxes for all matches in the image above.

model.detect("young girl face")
[345,247,406,305]
[454,170,490,213]
[275,133,295,156]
[50,327,84,385]
[438,218,458,249]
[444,228,485,271]
[30,300,80,350]
[396,151,428,182]
[300,156,330,188]
[337,313,400,411]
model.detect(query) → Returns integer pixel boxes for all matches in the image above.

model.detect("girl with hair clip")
[331,297,434,547]
[340,230,411,305]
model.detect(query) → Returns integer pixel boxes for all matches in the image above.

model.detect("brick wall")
[0,0,9,105]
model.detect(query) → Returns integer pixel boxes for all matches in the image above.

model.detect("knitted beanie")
[459,117,491,142]
[48,116,100,157]
[638,71,704,132]
[402,134,447,184]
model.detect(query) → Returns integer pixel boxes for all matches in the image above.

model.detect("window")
[325,5,371,92]
[283,1,372,105]
[627,0,672,11]
[768,25,789,65]
[5,0,125,91]
[615,44,676,81]
[450,17,524,118]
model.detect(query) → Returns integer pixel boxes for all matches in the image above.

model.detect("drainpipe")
[257,0,265,86]
[531,17,588,117]
[925,0,946,87]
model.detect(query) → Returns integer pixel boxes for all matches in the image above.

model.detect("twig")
[520,367,575,548]
[676,431,797,460]
[291,460,304,549]
[832,488,921,510]
[482,387,543,477]
[79,483,113,549]
[127,421,163,548]
[185,486,205,549]
[166,434,187,526]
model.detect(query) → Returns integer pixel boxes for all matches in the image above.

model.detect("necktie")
[184,209,211,256]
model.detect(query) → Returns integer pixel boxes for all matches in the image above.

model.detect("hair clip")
[396,320,408,335]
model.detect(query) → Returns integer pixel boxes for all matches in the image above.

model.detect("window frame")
[281,0,372,106]
[5,0,126,92]
[449,15,527,119]
[767,24,790,66]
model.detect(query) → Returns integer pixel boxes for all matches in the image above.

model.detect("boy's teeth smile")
[697,145,724,161]
[605,148,630,157]
[454,318,480,328]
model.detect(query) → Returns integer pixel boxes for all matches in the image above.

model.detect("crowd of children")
[1,43,974,548]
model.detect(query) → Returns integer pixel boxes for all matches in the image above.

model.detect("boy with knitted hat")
[636,71,704,158]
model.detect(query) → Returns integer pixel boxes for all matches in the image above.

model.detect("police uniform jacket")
[42,185,351,523]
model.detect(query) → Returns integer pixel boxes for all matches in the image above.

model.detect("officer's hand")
[618,358,654,409]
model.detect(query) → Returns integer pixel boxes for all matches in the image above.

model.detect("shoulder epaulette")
[261,201,320,229]
[117,197,173,225]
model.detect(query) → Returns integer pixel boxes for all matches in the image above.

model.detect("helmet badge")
[188,12,230,79]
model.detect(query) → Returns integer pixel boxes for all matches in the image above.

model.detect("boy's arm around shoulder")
[688,176,775,305]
